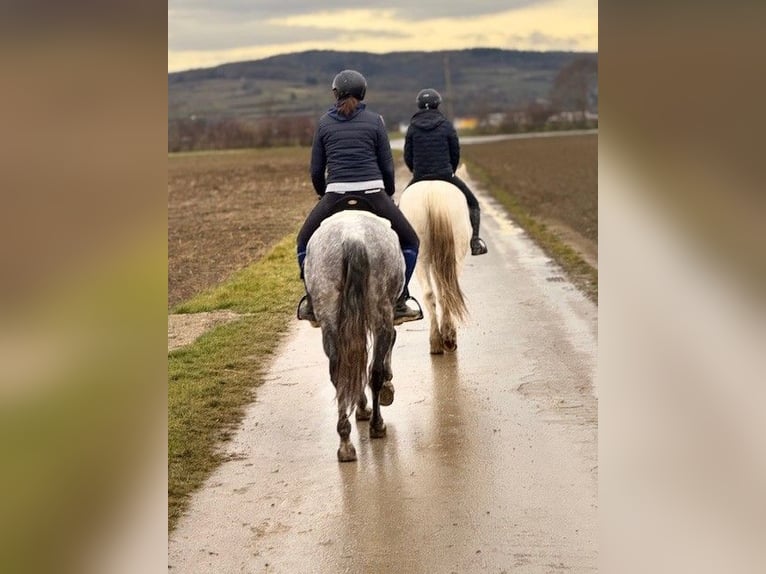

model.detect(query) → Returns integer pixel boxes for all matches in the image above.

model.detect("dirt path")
[168,174,598,572]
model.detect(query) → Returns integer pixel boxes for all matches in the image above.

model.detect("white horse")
[399,180,471,354]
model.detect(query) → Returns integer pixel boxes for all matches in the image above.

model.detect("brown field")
[168,135,597,308]
[461,134,597,299]
[168,148,316,309]
[462,134,597,248]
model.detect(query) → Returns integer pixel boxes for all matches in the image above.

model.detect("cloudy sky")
[168,0,597,72]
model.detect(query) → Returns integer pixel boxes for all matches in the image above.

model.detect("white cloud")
[168,1,597,72]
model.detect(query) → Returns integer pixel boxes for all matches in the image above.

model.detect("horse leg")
[369,326,394,438]
[337,409,356,462]
[378,328,396,406]
[379,378,394,407]
[355,390,372,421]
[322,325,339,378]
[441,310,458,352]
[422,267,444,355]
[385,327,396,380]
[323,326,357,461]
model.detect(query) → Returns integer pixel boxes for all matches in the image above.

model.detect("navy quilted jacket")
[310,103,396,196]
[404,109,460,179]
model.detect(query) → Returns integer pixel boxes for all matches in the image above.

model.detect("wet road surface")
[169,177,598,573]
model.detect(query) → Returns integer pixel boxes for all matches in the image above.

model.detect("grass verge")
[466,160,598,302]
[168,235,303,530]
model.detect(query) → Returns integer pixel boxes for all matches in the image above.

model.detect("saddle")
[337,194,375,213]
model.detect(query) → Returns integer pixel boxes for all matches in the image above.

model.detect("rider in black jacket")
[404,89,488,255]
[296,70,422,325]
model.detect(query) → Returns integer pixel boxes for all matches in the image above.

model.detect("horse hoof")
[444,340,457,352]
[337,444,357,462]
[355,405,372,421]
[370,422,387,438]
[430,346,444,355]
[379,381,395,406]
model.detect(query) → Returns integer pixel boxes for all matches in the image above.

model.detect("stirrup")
[394,296,423,326]
[471,237,488,256]
[297,295,319,326]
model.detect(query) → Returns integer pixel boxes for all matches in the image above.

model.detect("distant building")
[485,113,507,127]
[547,110,599,124]
[453,117,478,130]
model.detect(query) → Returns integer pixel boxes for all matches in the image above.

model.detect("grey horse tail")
[428,200,468,322]
[335,240,369,413]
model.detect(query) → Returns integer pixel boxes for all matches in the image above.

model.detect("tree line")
[168,57,596,152]
[168,115,315,152]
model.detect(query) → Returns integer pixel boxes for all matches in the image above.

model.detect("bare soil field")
[168,148,317,309]
[168,136,597,310]
[461,134,597,265]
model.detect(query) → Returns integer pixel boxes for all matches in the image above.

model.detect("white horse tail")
[427,196,469,323]
[335,240,369,412]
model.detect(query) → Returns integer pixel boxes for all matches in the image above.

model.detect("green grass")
[172,235,300,316]
[168,235,304,529]
[466,160,598,302]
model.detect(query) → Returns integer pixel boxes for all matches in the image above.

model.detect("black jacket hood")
[409,109,446,131]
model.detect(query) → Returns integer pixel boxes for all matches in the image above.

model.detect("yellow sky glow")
[168,3,597,72]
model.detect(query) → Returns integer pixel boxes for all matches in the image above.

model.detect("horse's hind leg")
[323,326,357,461]
[354,329,372,420]
[384,327,396,381]
[337,409,356,462]
[441,310,458,352]
[355,391,371,421]
[369,326,394,438]
[379,329,396,406]
[421,268,444,355]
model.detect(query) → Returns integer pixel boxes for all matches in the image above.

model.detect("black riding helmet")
[416,88,442,109]
[332,69,367,101]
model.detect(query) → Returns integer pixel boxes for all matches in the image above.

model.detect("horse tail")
[335,240,369,413]
[427,195,469,322]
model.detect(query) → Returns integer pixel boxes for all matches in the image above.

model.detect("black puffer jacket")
[404,109,460,179]
[310,103,396,196]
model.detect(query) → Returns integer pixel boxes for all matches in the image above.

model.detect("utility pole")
[443,54,455,120]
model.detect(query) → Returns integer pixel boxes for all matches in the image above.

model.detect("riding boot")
[469,206,488,256]
[394,286,423,325]
[297,293,316,323]
[393,247,423,324]
[296,253,318,325]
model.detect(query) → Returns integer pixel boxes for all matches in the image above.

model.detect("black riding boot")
[469,206,488,255]
[297,293,318,326]
[394,287,423,325]
[296,256,318,325]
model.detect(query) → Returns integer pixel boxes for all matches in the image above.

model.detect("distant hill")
[168,49,597,128]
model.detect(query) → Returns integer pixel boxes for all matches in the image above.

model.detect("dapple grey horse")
[304,210,403,462]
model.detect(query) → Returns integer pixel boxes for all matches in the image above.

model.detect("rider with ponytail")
[296,70,423,325]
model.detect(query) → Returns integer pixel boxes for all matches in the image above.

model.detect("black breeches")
[296,191,420,257]
[409,174,479,210]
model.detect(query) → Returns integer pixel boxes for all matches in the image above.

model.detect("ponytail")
[335,96,360,117]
